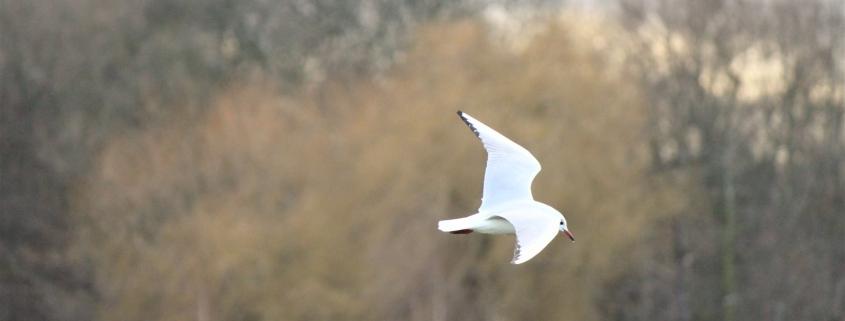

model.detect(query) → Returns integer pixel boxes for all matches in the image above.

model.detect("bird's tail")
[438,216,476,233]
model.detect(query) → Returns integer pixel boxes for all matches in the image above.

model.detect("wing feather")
[495,210,559,264]
[457,111,542,212]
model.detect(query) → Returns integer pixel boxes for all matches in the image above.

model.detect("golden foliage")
[72,18,685,321]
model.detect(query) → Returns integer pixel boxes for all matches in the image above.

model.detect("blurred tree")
[12,0,844,320]
[72,17,681,321]
[609,0,845,320]
[0,0,497,319]
[0,1,95,320]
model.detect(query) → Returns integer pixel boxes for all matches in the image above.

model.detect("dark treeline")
[605,1,845,320]
[1,0,479,319]
[1,0,843,320]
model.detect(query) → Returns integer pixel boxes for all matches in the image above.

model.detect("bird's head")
[559,217,575,242]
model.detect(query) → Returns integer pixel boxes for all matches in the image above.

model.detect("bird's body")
[440,214,515,234]
[439,200,560,234]
[439,111,574,264]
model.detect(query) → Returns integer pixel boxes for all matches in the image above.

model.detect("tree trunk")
[721,151,737,321]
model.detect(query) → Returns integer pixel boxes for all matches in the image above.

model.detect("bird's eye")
[559,221,564,226]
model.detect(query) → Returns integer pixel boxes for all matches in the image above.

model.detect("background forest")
[2,0,844,320]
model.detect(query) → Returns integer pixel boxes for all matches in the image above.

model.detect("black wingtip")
[455,111,480,138]
[510,242,522,264]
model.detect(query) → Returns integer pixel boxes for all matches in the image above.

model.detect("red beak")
[563,230,575,242]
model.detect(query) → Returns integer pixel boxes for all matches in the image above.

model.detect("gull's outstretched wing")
[457,111,542,212]
[495,210,559,264]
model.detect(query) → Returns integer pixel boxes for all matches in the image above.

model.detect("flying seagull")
[438,111,574,264]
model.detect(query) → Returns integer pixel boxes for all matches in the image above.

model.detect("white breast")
[473,217,516,234]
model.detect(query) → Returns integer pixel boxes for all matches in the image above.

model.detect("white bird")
[439,111,574,264]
